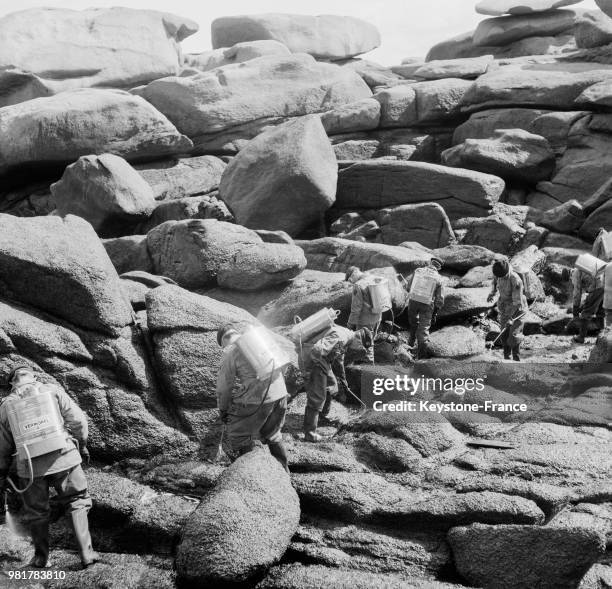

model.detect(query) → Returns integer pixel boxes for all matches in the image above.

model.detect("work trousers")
[226,397,287,454]
[307,352,348,412]
[407,300,434,350]
[580,287,604,319]
[20,465,91,526]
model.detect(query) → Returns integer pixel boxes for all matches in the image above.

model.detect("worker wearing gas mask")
[487,258,528,360]
[216,324,289,472]
[404,258,445,358]
[301,324,372,442]
[570,263,605,344]
[0,366,97,569]
[345,267,382,362]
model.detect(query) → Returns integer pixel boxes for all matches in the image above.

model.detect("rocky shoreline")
[0,2,610,588]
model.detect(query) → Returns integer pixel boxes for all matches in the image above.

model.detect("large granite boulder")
[448,523,606,589]
[219,116,337,236]
[433,244,498,272]
[375,203,455,248]
[460,65,612,113]
[580,199,612,240]
[297,237,432,274]
[595,0,612,19]
[413,56,494,80]
[0,7,198,95]
[460,214,526,254]
[0,214,132,336]
[439,287,494,320]
[375,79,473,128]
[442,129,555,184]
[476,0,583,15]
[146,285,258,409]
[473,10,579,46]
[574,9,612,49]
[0,67,52,109]
[0,89,192,177]
[186,40,291,71]
[137,54,371,145]
[176,447,300,586]
[320,98,381,135]
[211,14,380,60]
[51,154,156,238]
[146,220,306,290]
[336,160,504,220]
[135,156,226,201]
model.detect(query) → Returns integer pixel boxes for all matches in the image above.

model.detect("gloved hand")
[487,293,495,303]
[572,305,581,318]
[506,320,514,328]
[80,446,91,465]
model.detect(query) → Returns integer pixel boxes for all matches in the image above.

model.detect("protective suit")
[345,268,381,363]
[489,260,528,360]
[302,324,370,442]
[571,267,604,343]
[216,326,289,471]
[0,368,97,568]
[405,260,445,358]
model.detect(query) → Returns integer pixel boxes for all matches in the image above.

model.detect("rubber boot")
[70,510,98,568]
[27,520,50,568]
[503,345,511,360]
[303,406,322,443]
[321,392,332,419]
[511,345,521,362]
[268,441,290,473]
[573,318,588,344]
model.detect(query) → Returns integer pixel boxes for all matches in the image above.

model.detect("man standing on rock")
[216,324,289,472]
[404,258,445,359]
[487,259,528,361]
[345,267,381,363]
[0,366,98,569]
[299,323,372,442]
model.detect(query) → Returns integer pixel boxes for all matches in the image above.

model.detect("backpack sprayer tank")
[235,325,290,381]
[5,384,66,462]
[575,254,607,278]
[290,308,340,343]
[604,263,612,309]
[368,277,392,314]
[408,270,438,305]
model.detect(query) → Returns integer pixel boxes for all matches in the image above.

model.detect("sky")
[0,1,601,64]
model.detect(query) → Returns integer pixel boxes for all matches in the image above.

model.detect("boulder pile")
[0,4,610,589]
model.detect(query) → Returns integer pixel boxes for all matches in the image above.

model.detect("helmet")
[492,259,510,278]
[8,365,37,387]
[430,257,443,271]
[344,266,362,283]
[216,324,239,347]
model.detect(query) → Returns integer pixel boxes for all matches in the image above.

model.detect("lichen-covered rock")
[176,447,300,586]
[448,523,606,589]
[427,326,487,358]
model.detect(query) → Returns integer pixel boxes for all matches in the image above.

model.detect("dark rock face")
[448,524,606,589]
[176,448,300,587]
[0,214,133,336]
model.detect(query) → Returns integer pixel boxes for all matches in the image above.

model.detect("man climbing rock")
[298,323,372,442]
[345,267,382,362]
[404,257,445,359]
[216,324,290,472]
[570,260,605,344]
[487,258,528,361]
[0,366,98,569]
